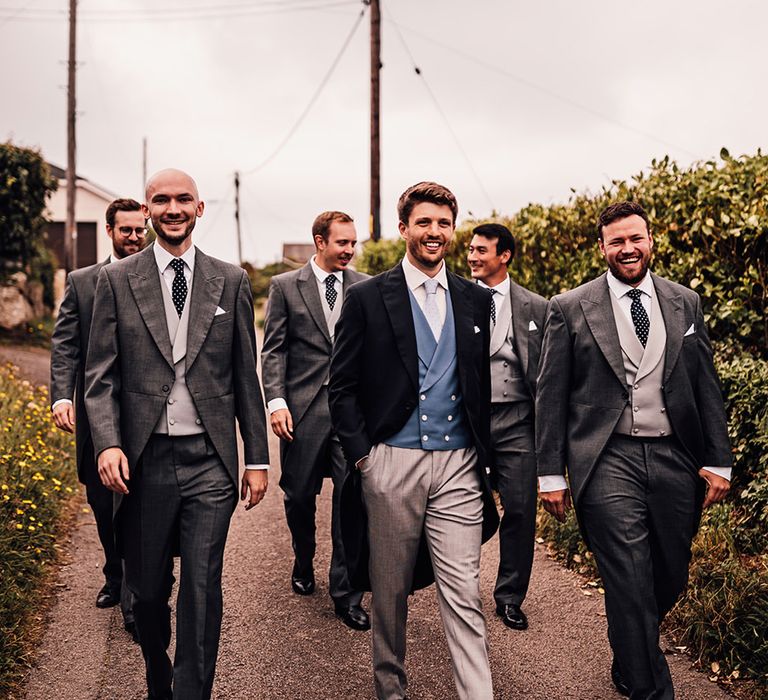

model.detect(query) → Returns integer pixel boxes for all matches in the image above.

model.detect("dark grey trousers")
[280,387,361,605]
[579,435,702,700]
[490,401,537,608]
[121,434,236,700]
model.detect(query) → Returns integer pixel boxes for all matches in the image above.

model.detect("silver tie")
[423,278,442,341]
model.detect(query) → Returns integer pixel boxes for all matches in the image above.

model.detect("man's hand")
[540,488,572,523]
[241,469,268,510]
[700,469,730,509]
[270,408,294,442]
[98,447,130,494]
[52,403,75,433]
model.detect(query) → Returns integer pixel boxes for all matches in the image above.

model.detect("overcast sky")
[2,0,766,265]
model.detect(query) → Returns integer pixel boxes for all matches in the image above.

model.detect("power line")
[242,5,366,176]
[385,5,496,213]
[0,0,358,22]
[388,20,699,160]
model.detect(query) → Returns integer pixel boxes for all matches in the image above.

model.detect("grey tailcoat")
[535,271,732,506]
[84,244,269,510]
[50,259,108,483]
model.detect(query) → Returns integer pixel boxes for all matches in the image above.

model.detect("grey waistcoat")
[489,291,528,404]
[153,271,205,436]
[610,288,673,438]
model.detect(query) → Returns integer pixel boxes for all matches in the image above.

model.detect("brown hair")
[312,211,354,243]
[597,201,650,240]
[397,182,458,225]
[106,198,142,229]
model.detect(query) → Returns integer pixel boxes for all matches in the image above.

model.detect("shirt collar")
[477,274,510,297]
[401,254,448,292]
[109,253,119,264]
[154,242,196,276]
[607,270,654,300]
[310,255,343,285]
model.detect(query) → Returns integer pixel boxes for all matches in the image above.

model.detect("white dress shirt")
[401,254,448,331]
[538,271,729,493]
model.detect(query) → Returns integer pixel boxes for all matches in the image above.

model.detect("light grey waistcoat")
[153,271,205,436]
[489,291,528,404]
[610,287,673,437]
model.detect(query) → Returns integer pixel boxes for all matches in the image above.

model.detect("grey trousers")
[490,401,536,608]
[579,435,701,700]
[121,434,237,700]
[361,444,493,700]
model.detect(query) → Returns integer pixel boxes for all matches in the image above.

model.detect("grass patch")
[0,362,77,696]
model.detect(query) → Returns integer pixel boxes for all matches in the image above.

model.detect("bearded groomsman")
[467,223,547,631]
[536,201,732,699]
[261,210,369,630]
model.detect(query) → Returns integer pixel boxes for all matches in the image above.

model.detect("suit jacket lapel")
[128,247,174,371]
[298,263,332,345]
[448,272,474,394]
[653,274,684,383]
[580,274,627,390]
[509,279,530,375]
[185,248,225,371]
[380,265,418,392]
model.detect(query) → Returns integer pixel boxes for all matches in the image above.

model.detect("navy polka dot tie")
[627,288,649,347]
[489,289,498,325]
[170,258,187,317]
[325,275,338,311]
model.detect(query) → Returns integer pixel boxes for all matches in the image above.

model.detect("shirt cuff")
[538,475,568,492]
[702,466,731,481]
[51,399,73,410]
[267,398,288,414]
[245,464,270,470]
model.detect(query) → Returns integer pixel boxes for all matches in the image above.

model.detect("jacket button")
[195,418,202,425]
[162,385,170,392]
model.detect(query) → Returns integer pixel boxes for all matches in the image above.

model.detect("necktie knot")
[324,274,338,311]
[170,258,185,274]
[423,278,439,296]
[627,288,643,301]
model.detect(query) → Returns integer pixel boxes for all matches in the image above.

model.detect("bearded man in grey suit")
[51,198,145,636]
[536,201,732,700]
[85,169,269,700]
[467,223,547,632]
[261,210,369,630]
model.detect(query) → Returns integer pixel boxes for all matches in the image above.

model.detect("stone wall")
[0,272,46,330]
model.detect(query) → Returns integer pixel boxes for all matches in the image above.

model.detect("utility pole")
[234,171,243,265]
[369,0,381,241]
[142,136,147,193]
[65,0,78,272]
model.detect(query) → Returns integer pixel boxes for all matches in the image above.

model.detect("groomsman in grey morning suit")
[536,201,732,699]
[51,198,145,637]
[467,223,547,631]
[85,169,269,700]
[261,210,369,630]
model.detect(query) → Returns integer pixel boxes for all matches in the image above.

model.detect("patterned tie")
[489,289,498,325]
[627,288,649,347]
[325,274,338,311]
[423,278,442,341]
[169,258,187,317]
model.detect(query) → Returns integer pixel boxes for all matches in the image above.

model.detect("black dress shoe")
[334,603,371,631]
[291,575,316,596]
[495,603,528,630]
[611,658,630,697]
[95,584,120,609]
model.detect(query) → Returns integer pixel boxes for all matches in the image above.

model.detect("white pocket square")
[684,323,695,337]
[214,306,227,316]
[474,325,480,334]
[528,320,538,331]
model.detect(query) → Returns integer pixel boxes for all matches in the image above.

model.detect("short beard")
[608,258,650,286]
[154,218,196,246]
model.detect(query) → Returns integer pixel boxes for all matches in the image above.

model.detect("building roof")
[46,161,119,200]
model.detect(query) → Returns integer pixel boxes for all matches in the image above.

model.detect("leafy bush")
[0,364,77,695]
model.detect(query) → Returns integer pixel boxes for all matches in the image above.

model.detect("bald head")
[145,168,199,201]
[142,168,204,254]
